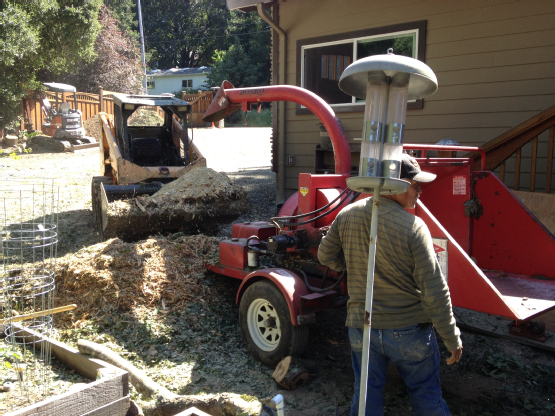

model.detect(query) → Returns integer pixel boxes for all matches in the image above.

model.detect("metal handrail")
[404,144,487,171]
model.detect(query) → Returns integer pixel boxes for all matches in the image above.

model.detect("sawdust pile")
[150,166,248,202]
[109,166,250,218]
[83,114,113,142]
[55,234,220,325]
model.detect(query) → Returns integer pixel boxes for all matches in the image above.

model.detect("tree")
[206,10,271,88]
[40,5,144,94]
[207,41,258,89]
[0,0,101,131]
[103,0,138,39]
[142,0,234,69]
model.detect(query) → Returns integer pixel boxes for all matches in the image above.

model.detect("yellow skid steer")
[92,94,207,240]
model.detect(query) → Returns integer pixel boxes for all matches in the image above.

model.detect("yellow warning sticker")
[300,187,309,197]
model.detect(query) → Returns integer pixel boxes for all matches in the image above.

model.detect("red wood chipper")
[202,81,555,366]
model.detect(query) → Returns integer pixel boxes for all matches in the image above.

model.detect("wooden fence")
[182,91,213,127]
[23,89,115,132]
[182,91,213,113]
[22,89,213,132]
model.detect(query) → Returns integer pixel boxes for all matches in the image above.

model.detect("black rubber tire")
[239,280,309,366]
[91,176,111,240]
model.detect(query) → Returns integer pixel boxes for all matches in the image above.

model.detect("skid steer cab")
[91,93,206,240]
[204,81,555,367]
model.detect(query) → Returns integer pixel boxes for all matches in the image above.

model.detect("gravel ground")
[2,128,555,416]
[191,127,277,237]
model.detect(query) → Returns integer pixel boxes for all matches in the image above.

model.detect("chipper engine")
[203,56,555,367]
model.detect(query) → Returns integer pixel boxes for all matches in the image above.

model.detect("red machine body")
[204,82,555,337]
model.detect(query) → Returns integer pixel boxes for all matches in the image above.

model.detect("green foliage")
[142,1,270,89]
[206,10,271,88]
[358,34,414,58]
[143,0,233,69]
[40,5,143,94]
[225,108,272,128]
[207,41,256,88]
[0,0,102,130]
[104,0,138,39]
[171,87,210,99]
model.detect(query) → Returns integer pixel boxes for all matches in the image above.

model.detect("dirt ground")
[1,128,554,416]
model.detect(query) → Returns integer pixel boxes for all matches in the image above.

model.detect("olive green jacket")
[318,197,462,352]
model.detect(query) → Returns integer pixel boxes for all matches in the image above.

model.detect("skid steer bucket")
[412,155,555,329]
[99,181,248,241]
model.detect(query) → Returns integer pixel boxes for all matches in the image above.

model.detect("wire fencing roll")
[1,178,59,404]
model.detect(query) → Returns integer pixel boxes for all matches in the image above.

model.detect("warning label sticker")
[432,238,448,282]
[273,269,292,277]
[300,187,309,197]
[453,176,466,195]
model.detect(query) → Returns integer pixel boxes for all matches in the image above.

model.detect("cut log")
[271,356,310,390]
[77,339,262,416]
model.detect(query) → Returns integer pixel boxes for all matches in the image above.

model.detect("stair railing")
[465,104,555,193]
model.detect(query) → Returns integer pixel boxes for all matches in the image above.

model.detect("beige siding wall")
[277,0,555,197]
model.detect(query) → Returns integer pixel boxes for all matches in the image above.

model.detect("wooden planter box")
[5,328,130,416]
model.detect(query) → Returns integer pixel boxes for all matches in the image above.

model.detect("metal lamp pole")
[338,49,439,416]
[137,0,148,93]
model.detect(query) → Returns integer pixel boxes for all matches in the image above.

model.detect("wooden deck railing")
[24,89,116,132]
[466,104,555,194]
[23,89,169,132]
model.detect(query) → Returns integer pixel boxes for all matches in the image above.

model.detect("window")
[147,81,155,89]
[297,21,426,113]
[182,79,193,88]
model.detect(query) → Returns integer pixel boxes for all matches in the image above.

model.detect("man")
[318,154,463,416]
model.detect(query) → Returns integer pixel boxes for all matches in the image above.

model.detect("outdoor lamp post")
[338,49,438,416]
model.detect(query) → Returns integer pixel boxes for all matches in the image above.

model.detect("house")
[146,67,212,95]
[227,0,555,205]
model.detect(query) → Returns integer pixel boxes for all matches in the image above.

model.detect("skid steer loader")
[91,93,208,240]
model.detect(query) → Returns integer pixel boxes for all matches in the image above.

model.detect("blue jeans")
[349,325,450,416]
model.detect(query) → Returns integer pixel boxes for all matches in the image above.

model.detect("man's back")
[318,197,460,351]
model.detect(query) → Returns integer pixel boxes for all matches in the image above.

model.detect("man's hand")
[446,347,463,365]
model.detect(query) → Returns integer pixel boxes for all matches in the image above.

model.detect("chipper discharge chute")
[201,79,555,366]
[91,93,250,240]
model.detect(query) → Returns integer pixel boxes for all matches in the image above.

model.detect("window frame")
[295,20,427,115]
[182,79,193,88]
[147,80,155,89]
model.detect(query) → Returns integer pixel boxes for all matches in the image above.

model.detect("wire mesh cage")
[1,178,59,404]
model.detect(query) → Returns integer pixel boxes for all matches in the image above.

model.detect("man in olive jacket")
[318,154,463,416]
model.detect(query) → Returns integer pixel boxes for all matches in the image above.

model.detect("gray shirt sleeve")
[411,223,462,351]
[318,220,347,272]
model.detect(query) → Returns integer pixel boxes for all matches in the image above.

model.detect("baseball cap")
[400,154,436,182]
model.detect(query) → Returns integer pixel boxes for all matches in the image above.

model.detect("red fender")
[278,191,298,217]
[236,268,310,326]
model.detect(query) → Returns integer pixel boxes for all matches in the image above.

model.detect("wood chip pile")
[55,234,220,325]
[149,166,248,204]
[104,167,251,236]
[83,114,113,143]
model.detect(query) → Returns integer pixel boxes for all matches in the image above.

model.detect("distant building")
[146,67,212,95]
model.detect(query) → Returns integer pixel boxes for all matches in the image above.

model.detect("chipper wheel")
[239,280,309,366]
[91,176,112,241]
